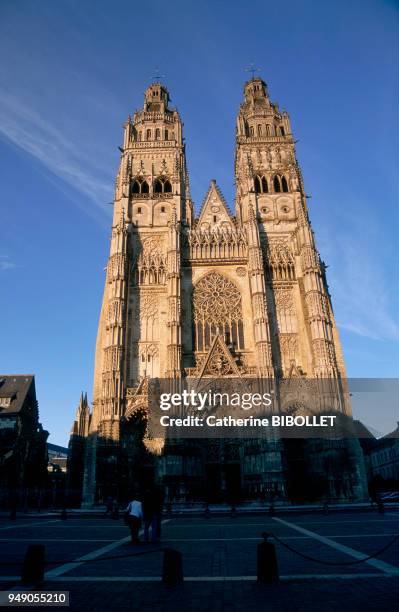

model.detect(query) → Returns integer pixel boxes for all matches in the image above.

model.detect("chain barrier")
[270,532,399,566]
[1,533,398,569]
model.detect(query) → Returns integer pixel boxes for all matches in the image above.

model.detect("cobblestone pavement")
[0,510,398,610]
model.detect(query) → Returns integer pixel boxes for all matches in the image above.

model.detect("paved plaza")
[0,510,398,610]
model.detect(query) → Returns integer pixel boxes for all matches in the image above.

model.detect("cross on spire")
[245,63,261,80]
[153,66,165,82]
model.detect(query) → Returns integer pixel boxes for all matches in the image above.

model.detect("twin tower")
[70,78,366,506]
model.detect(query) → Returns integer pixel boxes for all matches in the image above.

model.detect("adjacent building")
[0,375,48,508]
[368,423,399,482]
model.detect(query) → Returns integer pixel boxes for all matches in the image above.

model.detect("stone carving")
[301,245,319,271]
[274,288,294,313]
[107,300,120,327]
[264,239,295,281]
[107,254,126,283]
[279,333,298,365]
[186,227,247,261]
[139,342,159,359]
[134,236,166,285]
[141,235,165,255]
[140,293,158,318]
[192,272,245,351]
[193,273,241,325]
[202,342,237,376]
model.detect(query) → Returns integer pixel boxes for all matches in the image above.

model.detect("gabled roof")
[0,375,36,415]
[197,180,232,226]
[382,422,399,440]
[352,420,376,440]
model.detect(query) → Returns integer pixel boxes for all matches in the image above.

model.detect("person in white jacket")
[125,497,143,543]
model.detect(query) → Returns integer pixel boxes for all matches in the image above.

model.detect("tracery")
[192,273,245,351]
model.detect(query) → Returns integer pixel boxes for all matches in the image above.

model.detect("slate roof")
[0,375,36,415]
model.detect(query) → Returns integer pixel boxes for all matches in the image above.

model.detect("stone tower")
[234,77,347,382]
[79,78,367,506]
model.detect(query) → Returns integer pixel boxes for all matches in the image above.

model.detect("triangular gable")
[198,180,232,229]
[287,360,305,378]
[198,334,241,378]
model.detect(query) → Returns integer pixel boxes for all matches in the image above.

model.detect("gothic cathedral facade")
[73,78,367,506]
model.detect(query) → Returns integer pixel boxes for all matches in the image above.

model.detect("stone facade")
[78,78,368,505]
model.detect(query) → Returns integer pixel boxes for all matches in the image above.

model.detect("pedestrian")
[142,488,157,543]
[125,494,143,543]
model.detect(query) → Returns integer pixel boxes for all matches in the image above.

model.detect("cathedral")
[69,77,367,507]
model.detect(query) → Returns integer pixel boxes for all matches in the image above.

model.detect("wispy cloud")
[0,91,113,217]
[317,209,399,342]
[0,255,16,271]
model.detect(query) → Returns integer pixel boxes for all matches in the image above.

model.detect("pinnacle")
[248,202,256,222]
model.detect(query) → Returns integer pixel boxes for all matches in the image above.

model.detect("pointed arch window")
[192,273,245,352]
[266,125,271,136]
[155,128,160,140]
[257,124,262,136]
[131,178,149,196]
[281,176,289,192]
[254,175,268,194]
[273,176,281,193]
[154,179,163,193]
[153,177,172,196]
[165,129,169,140]
[280,126,285,136]
[146,129,151,140]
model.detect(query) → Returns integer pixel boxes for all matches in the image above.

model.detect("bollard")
[322,502,329,515]
[268,504,275,517]
[21,545,45,585]
[378,501,385,514]
[230,505,237,518]
[162,548,183,585]
[257,533,279,584]
[60,508,67,520]
[204,505,210,519]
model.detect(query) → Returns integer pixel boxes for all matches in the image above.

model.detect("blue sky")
[0,0,398,444]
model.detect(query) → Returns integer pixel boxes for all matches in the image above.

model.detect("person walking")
[125,495,143,543]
